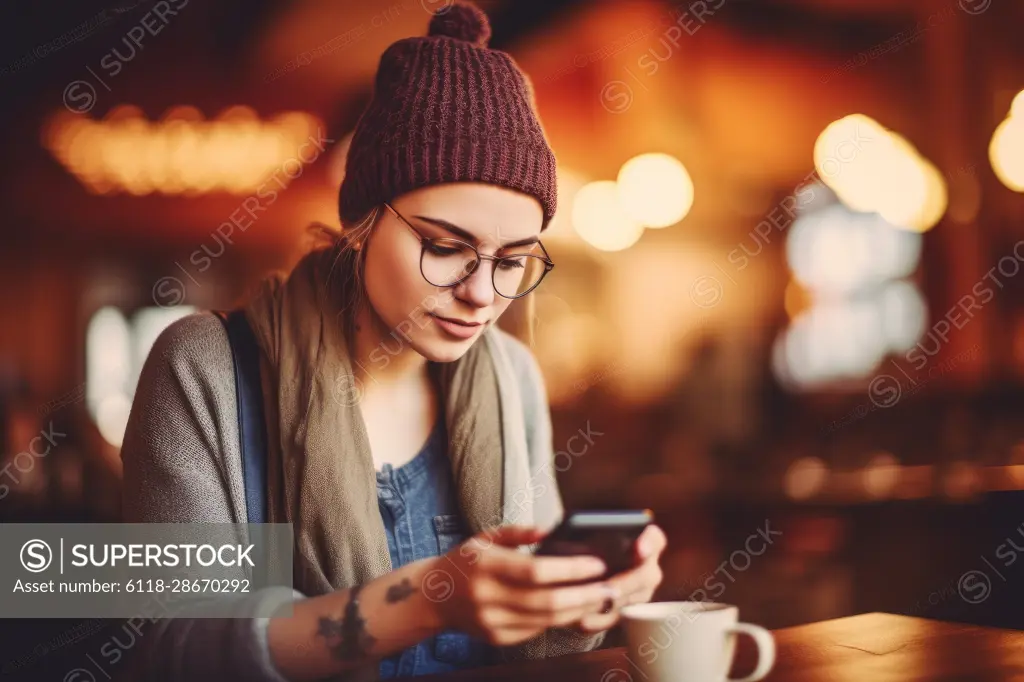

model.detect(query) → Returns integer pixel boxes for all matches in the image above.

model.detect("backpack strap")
[213,309,268,524]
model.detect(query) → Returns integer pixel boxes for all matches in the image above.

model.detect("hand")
[425,525,621,646]
[575,523,667,633]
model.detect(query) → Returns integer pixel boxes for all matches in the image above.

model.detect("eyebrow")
[411,215,540,250]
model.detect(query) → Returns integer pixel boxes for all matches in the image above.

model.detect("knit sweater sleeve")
[120,312,300,682]
[493,330,608,656]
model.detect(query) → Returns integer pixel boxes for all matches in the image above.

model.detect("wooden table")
[401,613,1024,681]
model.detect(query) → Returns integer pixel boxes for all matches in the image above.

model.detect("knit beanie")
[338,1,557,229]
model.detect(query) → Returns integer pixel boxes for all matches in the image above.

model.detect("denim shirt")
[376,418,497,678]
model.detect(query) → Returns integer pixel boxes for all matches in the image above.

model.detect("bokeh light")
[786,205,922,296]
[863,452,900,499]
[990,116,1024,192]
[545,167,589,244]
[778,197,926,388]
[814,114,947,232]
[572,180,645,251]
[41,107,324,195]
[786,457,829,500]
[616,153,694,229]
[1010,88,1024,119]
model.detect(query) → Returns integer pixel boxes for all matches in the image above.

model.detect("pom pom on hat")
[340,0,558,228]
[428,2,491,47]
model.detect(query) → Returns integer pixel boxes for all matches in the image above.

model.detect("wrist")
[412,556,448,633]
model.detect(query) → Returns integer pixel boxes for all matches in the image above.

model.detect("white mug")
[619,601,776,682]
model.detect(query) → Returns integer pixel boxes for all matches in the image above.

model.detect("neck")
[349,302,430,389]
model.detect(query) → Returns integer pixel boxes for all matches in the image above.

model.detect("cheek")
[363,244,433,325]
[489,298,514,321]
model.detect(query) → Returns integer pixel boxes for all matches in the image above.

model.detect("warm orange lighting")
[42,107,325,195]
[785,457,828,500]
[988,90,1024,192]
[913,160,948,232]
[874,133,928,230]
[1010,441,1024,466]
[1011,89,1024,118]
[218,104,259,122]
[1004,465,1024,488]
[942,461,982,501]
[893,465,934,499]
[105,104,144,121]
[813,113,887,212]
[616,153,694,229]
[544,167,588,244]
[572,181,645,251]
[273,111,320,146]
[815,114,946,232]
[990,116,1024,192]
[862,452,900,499]
[162,105,204,122]
[783,280,812,319]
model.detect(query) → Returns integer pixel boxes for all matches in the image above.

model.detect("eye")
[497,257,526,270]
[425,242,463,257]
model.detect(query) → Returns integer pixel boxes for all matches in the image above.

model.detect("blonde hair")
[306,205,382,346]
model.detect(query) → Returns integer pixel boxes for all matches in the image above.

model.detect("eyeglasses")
[383,202,554,299]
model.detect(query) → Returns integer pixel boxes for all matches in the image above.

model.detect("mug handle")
[727,622,776,682]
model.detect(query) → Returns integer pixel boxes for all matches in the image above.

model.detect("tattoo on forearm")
[385,578,414,603]
[317,584,377,660]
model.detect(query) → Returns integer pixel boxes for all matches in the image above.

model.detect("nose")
[453,259,496,308]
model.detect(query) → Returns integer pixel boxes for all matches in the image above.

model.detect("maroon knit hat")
[338,1,557,229]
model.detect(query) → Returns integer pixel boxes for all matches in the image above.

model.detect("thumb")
[479,524,547,548]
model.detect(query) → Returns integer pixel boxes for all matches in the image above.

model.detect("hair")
[306,205,382,347]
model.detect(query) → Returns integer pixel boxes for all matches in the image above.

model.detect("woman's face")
[361,183,545,363]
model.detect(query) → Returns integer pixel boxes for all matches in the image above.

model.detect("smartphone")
[533,509,654,580]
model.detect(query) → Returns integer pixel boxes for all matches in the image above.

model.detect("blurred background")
[2,0,1024,677]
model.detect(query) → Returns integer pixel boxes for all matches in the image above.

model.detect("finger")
[472,525,547,549]
[606,560,662,601]
[550,602,617,629]
[577,609,621,633]
[634,524,668,562]
[469,610,548,645]
[487,549,607,586]
[499,581,620,615]
[575,563,661,634]
[573,582,635,633]
[486,601,610,631]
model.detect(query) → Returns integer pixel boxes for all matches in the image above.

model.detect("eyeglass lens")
[421,240,547,297]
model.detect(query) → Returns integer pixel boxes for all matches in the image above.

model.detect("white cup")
[619,601,776,682]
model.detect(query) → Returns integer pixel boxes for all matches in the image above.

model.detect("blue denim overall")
[376,418,497,678]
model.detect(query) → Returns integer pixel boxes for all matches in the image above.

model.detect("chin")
[416,332,482,363]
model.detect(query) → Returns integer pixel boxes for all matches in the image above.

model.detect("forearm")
[267,556,444,681]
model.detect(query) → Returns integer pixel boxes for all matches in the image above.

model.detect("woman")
[121,3,667,681]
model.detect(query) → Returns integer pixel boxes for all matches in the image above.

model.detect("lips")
[431,314,482,327]
[429,313,485,340]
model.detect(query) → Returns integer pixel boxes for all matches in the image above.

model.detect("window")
[86,305,194,446]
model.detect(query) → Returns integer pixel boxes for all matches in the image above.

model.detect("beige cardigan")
[120,312,605,681]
